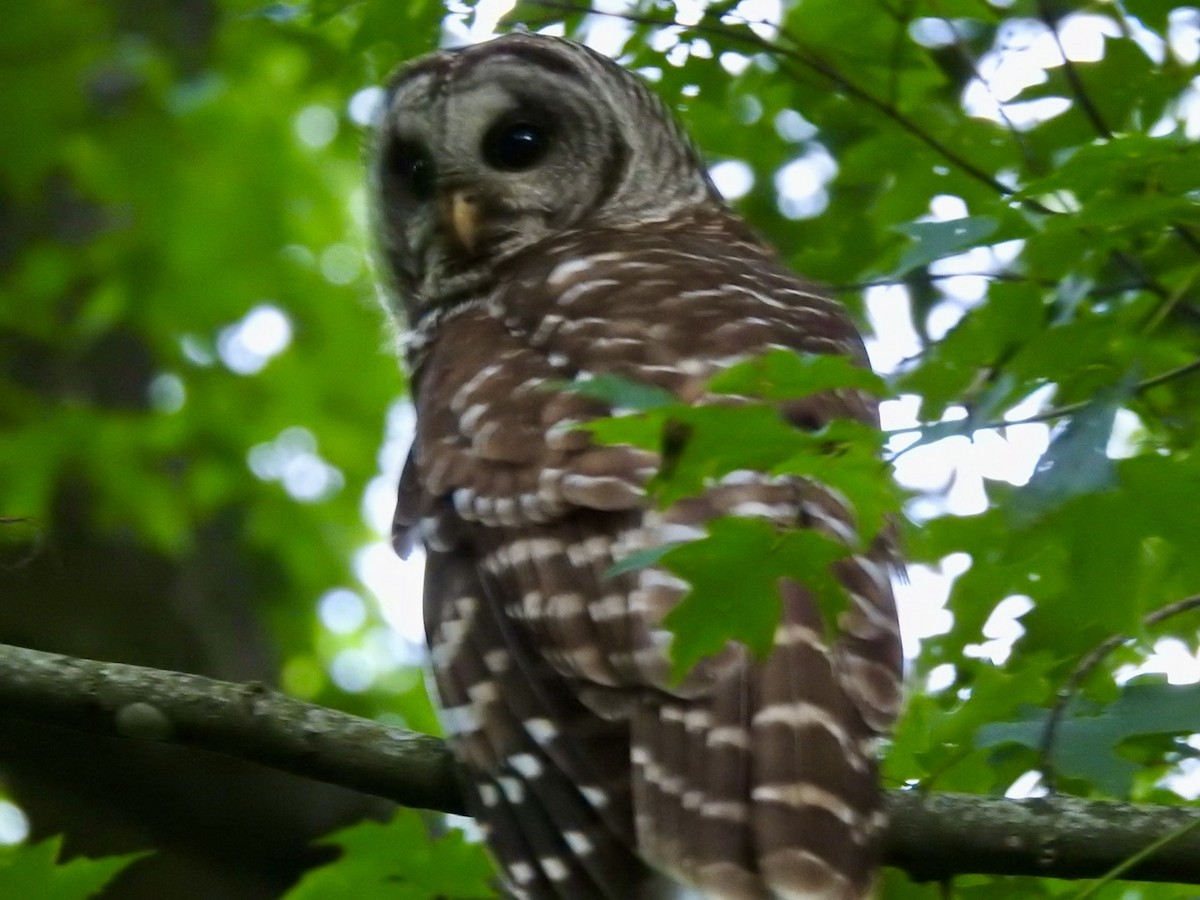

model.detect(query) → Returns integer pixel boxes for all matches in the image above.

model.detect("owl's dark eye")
[482,119,549,171]
[385,139,436,201]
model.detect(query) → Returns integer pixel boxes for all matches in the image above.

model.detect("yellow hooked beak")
[444,191,481,254]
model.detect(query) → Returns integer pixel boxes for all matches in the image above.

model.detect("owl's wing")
[420,542,648,898]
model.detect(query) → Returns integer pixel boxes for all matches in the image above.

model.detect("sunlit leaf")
[284,810,497,899]
[0,837,149,900]
[660,517,852,680]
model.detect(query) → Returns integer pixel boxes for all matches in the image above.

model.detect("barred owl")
[372,33,902,900]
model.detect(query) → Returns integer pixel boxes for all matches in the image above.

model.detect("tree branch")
[0,641,464,816]
[3,641,1200,885]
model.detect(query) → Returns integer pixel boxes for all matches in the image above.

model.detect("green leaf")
[773,419,899,542]
[584,353,896,538]
[558,373,676,411]
[284,810,497,899]
[1019,134,1200,202]
[1123,0,1181,31]
[1009,374,1137,526]
[0,837,149,900]
[606,541,684,577]
[977,678,1200,796]
[707,348,887,400]
[659,517,852,681]
[890,216,1000,277]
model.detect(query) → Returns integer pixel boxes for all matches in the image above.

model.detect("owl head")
[371,33,723,324]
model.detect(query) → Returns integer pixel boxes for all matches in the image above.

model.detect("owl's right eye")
[482,119,550,171]
[385,140,436,201]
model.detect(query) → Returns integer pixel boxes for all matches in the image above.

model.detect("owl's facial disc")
[374,33,721,319]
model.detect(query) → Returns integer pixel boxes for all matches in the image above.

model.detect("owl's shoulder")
[490,213,864,379]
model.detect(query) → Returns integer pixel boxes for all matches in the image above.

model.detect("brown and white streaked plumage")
[371,32,903,900]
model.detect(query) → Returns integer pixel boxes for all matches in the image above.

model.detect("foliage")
[0,838,148,900]
[581,353,896,678]
[282,811,497,899]
[3,0,1200,896]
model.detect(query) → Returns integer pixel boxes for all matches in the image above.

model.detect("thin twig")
[1037,594,1200,792]
[885,357,1200,442]
[928,2,1042,173]
[1034,0,1112,139]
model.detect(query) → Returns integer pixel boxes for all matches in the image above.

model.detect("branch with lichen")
[1,641,1199,886]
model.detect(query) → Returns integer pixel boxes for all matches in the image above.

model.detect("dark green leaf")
[660,517,852,680]
[1009,374,1137,526]
[978,679,1200,796]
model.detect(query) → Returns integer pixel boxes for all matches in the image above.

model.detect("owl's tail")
[632,568,901,900]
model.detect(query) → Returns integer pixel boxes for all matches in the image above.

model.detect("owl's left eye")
[482,119,549,171]
[385,139,436,201]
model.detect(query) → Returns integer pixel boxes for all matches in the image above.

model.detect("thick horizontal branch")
[0,641,463,815]
[3,641,1200,885]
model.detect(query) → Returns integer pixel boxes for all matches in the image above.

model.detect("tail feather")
[751,579,878,900]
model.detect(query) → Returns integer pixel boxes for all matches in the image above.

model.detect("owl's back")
[396,211,902,899]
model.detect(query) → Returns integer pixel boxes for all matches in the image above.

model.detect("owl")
[372,32,903,900]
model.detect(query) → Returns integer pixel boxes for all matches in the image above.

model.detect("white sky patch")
[362,475,399,535]
[673,0,708,27]
[925,662,957,693]
[581,0,635,57]
[774,108,817,142]
[894,556,967,658]
[443,0,516,45]
[330,647,375,692]
[356,541,428,646]
[248,426,344,502]
[348,86,386,128]
[709,160,755,200]
[718,51,753,76]
[725,0,782,39]
[1117,638,1200,686]
[930,249,996,307]
[1163,753,1200,800]
[379,403,415,473]
[966,594,1034,664]
[319,588,368,634]
[864,286,922,374]
[1006,770,1048,800]
[148,372,186,413]
[0,801,29,846]
[964,14,1123,129]
[181,333,214,366]
[1107,408,1145,459]
[218,304,293,375]
[1169,8,1200,64]
[774,145,836,219]
[909,17,961,48]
